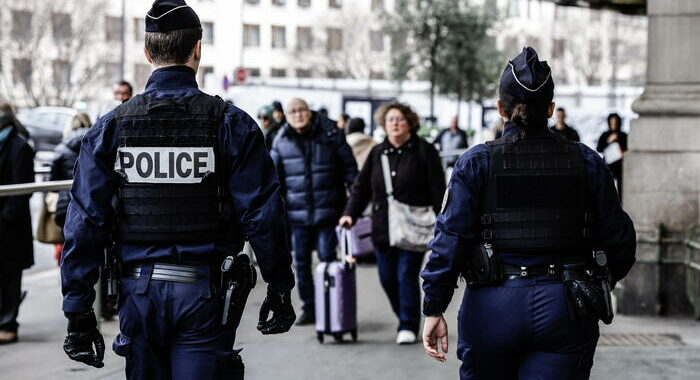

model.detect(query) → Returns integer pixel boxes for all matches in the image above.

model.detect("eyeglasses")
[113,90,130,96]
[259,116,270,121]
[288,107,309,115]
[386,116,406,123]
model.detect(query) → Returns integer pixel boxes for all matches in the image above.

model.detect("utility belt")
[113,253,257,330]
[464,244,614,325]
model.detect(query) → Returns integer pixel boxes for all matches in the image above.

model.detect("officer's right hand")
[63,310,105,368]
[338,216,353,229]
[422,315,448,363]
[257,288,296,335]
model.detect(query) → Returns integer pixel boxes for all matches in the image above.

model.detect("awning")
[547,0,646,15]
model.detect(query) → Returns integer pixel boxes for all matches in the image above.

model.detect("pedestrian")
[60,1,296,378]
[345,118,375,169]
[432,116,469,167]
[113,80,134,103]
[272,100,286,125]
[421,47,637,379]
[340,101,445,345]
[337,113,350,130]
[0,103,30,141]
[257,104,281,150]
[549,107,581,142]
[596,113,627,201]
[0,106,35,345]
[270,98,358,325]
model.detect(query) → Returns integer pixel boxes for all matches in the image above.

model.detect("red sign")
[234,68,247,84]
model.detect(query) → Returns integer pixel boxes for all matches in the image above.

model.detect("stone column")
[618,0,700,316]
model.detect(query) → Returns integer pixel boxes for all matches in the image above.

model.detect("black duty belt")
[123,263,200,284]
[502,262,586,279]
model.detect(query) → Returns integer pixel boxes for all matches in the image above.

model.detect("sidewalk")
[2,266,699,380]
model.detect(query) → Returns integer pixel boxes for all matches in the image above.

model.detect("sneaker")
[295,309,315,326]
[0,331,18,345]
[396,330,416,345]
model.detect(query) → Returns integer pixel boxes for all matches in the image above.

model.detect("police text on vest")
[115,147,215,184]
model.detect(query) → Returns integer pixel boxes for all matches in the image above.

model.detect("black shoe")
[295,309,315,326]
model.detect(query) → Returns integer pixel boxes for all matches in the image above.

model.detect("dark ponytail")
[499,91,550,135]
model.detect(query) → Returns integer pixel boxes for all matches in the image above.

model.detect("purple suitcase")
[314,230,357,343]
[335,217,374,259]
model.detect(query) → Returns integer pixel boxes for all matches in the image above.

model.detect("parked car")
[17,107,78,152]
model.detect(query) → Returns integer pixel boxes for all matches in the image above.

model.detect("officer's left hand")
[422,315,448,363]
[63,310,105,368]
[563,279,606,325]
[257,288,296,335]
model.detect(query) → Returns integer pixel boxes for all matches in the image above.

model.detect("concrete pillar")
[618,0,700,316]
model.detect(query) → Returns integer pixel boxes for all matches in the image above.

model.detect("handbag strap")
[380,153,394,199]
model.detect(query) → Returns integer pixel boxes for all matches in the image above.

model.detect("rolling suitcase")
[314,228,358,343]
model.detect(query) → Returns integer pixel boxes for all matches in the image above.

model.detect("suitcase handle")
[340,228,356,265]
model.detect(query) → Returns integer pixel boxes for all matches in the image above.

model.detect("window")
[203,22,214,45]
[298,0,311,7]
[506,0,519,18]
[270,68,287,78]
[245,0,260,3]
[329,0,342,9]
[370,31,384,52]
[371,0,383,11]
[327,70,343,79]
[52,13,72,39]
[589,39,602,62]
[105,16,123,42]
[327,28,342,51]
[590,9,602,22]
[246,67,261,77]
[105,62,121,85]
[272,26,286,49]
[504,36,519,55]
[133,63,151,89]
[134,18,145,41]
[272,0,286,5]
[243,24,260,47]
[296,27,312,50]
[296,69,312,78]
[13,59,32,87]
[198,66,215,88]
[53,60,71,87]
[12,11,32,40]
[370,70,385,80]
[552,38,565,59]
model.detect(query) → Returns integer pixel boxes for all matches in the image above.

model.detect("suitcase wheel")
[350,330,357,342]
[333,333,344,343]
[317,332,324,344]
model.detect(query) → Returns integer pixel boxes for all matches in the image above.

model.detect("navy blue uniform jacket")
[421,122,637,316]
[61,66,294,313]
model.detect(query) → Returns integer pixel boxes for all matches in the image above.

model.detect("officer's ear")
[496,101,509,119]
[144,47,154,65]
[192,40,202,63]
[547,102,556,118]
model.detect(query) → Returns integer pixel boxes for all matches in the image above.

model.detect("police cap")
[499,47,554,103]
[146,0,201,33]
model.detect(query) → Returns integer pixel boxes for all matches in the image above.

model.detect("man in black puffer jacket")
[271,98,358,325]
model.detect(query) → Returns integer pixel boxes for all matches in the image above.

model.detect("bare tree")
[0,0,110,108]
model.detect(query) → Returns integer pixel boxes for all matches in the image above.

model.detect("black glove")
[562,272,607,325]
[64,310,105,368]
[257,288,296,335]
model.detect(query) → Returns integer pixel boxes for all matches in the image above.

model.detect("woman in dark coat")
[340,102,445,345]
[596,113,628,201]
[0,109,35,344]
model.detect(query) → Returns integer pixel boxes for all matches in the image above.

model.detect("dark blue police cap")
[146,0,201,33]
[499,47,554,102]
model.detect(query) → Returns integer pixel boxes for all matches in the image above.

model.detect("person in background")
[433,116,468,167]
[271,98,358,326]
[549,107,580,142]
[340,102,445,345]
[0,103,30,141]
[257,104,281,150]
[272,100,286,125]
[345,118,376,169]
[0,107,35,345]
[337,113,350,130]
[113,80,133,103]
[596,113,628,201]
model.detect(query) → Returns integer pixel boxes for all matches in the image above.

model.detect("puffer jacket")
[271,112,358,227]
[49,128,88,226]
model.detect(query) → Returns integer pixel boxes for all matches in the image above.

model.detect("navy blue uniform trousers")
[457,276,599,380]
[113,264,243,380]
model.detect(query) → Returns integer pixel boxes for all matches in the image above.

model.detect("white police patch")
[114,147,215,184]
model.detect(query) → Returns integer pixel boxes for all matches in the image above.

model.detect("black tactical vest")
[112,94,233,244]
[481,132,593,253]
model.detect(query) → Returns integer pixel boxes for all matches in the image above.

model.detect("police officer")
[60,1,295,379]
[420,47,636,379]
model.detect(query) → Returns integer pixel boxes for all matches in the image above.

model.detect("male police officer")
[421,47,636,379]
[60,1,295,379]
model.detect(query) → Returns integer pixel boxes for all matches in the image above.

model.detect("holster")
[104,247,120,301]
[220,254,257,331]
[561,252,614,325]
[464,243,504,288]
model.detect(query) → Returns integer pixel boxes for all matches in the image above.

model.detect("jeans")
[291,226,338,310]
[374,246,425,334]
[0,270,22,333]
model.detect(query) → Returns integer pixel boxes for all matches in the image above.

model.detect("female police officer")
[420,47,636,379]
